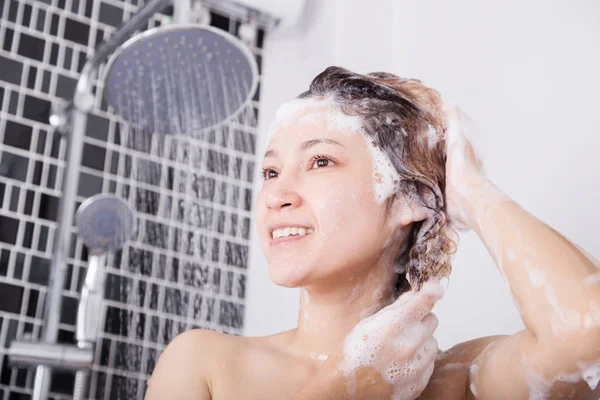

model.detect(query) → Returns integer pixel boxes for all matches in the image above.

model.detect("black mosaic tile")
[94,27,105,48]
[59,295,78,325]
[0,282,24,313]
[2,28,14,51]
[99,1,124,28]
[22,3,33,27]
[57,328,75,342]
[3,120,32,151]
[23,189,35,215]
[49,13,59,36]
[111,375,139,400]
[8,90,18,114]
[25,288,40,318]
[49,42,59,66]
[70,0,80,14]
[224,241,248,269]
[0,249,9,276]
[41,69,51,93]
[64,17,89,46]
[77,50,86,71]
[253,81,260,101]
[244,188,252,211]
[210,11,230,31]
[0,356,10,385]
[7,0,18,23]
[13,252,25,280]
[15,367,27,387]
[27,65,37,89]
[0,215,19,245]
[28,256,51,286]
[236,273,246,299]
[63,46,73,70]
[257,28,265,48]
[17,33,45,62]
[22,95,51,124]
[39,193,60,221]
[84,0,93,18]
[50,370,75,395]
[0,56,23,85]
[219,300,244,328]
[36,9,46,31]
[55,73,76,100]
[241,217,250,240]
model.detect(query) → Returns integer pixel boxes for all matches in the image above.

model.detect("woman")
[145,67,600,399]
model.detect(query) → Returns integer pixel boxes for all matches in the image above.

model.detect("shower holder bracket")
[8,340,94,371]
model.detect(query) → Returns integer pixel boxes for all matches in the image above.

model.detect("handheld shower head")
[103,24,259,135]
[75,194,134,254]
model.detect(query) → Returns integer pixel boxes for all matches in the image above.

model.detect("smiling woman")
[145,66,600,400]
[259,67,456,299]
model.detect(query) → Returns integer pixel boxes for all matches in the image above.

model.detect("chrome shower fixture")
[103,24,258,135]
[76,194,135,254]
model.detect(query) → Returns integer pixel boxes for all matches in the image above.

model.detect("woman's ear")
[389,182,435,228]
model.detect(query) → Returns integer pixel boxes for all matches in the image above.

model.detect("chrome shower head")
[103,24,259,135]
[76,194,134,253]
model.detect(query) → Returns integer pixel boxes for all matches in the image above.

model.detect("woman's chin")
[268,263,308,288]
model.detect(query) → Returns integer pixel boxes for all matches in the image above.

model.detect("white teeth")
[272,227,314,239]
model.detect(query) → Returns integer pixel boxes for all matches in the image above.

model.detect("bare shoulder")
[146,329,246,400]
[419,335,508,400]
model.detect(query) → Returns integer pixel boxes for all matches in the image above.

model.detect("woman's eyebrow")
[300,138,346,151]
[263,138,346,160]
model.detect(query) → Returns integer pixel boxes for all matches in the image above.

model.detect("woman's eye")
[261,168,278,180]
[311,156,335,169]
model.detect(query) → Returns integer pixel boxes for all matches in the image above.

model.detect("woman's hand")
[316,281,445,400]
[443,104,489,231]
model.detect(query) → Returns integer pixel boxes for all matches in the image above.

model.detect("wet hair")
[297,66,457,298]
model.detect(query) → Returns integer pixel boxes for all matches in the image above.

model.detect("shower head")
[76,194,134,254]
[103,24,259,135]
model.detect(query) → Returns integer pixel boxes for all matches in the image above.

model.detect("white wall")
[245,0,600,351]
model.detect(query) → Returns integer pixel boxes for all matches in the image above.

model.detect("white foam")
[268,96,363,142]
[339,284,444,399]
[426,124,440,149]
[524,259,547,289]
[522,360,551,400]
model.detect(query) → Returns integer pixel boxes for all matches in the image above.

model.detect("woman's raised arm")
[443,105,600,399]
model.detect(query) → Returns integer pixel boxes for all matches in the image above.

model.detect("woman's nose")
[265,187,302,211]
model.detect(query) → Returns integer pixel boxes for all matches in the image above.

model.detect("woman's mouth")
[270,227,315,245]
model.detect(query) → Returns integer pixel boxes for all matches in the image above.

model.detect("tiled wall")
[0,0,264,398]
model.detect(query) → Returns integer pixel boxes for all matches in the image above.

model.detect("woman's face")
[256,102,404,290]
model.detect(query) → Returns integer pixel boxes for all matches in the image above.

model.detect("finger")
[415,348,437,394]
[396,283,444,323]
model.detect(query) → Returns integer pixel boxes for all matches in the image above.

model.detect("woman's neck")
[291,261,397,363]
